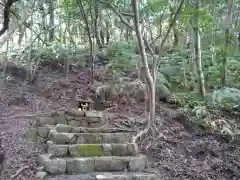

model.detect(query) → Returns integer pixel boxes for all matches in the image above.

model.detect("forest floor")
[0,66,240,180]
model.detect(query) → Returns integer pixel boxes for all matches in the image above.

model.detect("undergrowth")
[5,40,240,138]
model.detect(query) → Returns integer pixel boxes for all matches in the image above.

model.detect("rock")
[102,133,131,143]
[71,127,82,133]
[65,115,74,121]
[24,128,38,141]
[95,172,158,180]
[39,154,66,174]
[46,141,54,149]
[53,115,67,125]
[88,122,104,128]
[38,125,53,138]
[50,132,76,144]
[56,124,72,133]
[55,109,66,116]
[69,144,107,157]
[94,156,147,171]
[48,144,69,157]
[48,129,57,139]
[94,156,129,171]
[102,144,112,156]
[84,111,103,121]
[66,157,94,174]
[67,109,85,117]
[35,171,47,180]
[112,143,139,156]
[212,87,240,112]
[68,120,81,127]
[36,136,44,143]
[76,133,131,144]
[76,133,103,144]
[36,166,44,172]
[128,156,147,171]
[37,117,55,126]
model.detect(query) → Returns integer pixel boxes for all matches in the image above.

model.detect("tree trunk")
[93,0,102,49]
[220,0,233,85]
[169,0,179,47]
[131,0,156,142]
[48,0,55,41]
[18,25,25,46]
[78,0,94,81]
[192,0,206,97]
[106,20,110,45]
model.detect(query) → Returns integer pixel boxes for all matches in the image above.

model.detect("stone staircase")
[26,108,158,180]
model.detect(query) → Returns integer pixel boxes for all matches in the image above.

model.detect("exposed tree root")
[132,127,150,143]
[10,166,29,180]
[132,119,158,143]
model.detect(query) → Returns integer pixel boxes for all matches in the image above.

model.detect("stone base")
[39,154,147,174]
[44,172,158,180]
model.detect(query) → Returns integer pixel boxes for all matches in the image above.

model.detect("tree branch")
[120,11,134,17]
[99,0,184,56]
[150,0,184,47]
[99,0,134,31]
[0,0,46,47]
[155,0,184,66]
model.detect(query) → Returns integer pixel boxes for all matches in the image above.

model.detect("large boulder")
[212,87,240,113]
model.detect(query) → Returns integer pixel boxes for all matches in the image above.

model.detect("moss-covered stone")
[79,144,104,157]
[69,144,105,157]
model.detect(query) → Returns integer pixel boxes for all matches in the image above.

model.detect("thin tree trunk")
[169,1,179,47]
[93,0,102,49]
[192,0,206,97]
[131,0,156,142]
[77,0,94,81]
[48,0,55,41]
[220,0,233,85]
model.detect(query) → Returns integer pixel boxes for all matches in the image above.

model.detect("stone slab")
[39,155,147,174]
[44,172,158,180]
[49,132,131,144]
[48,143,139,157]
[55,124,134,134]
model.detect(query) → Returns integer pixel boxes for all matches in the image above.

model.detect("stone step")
[35,124,134,140]
[44,172,158,180]
[39,154,147,174]
[48,143,139,157]
[56,124,134,133]
[36,110,104,128]
[48,132,131,144]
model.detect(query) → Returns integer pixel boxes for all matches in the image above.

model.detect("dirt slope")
[0,68,240,180]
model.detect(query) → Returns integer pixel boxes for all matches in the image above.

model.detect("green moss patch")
[79,144,104,157]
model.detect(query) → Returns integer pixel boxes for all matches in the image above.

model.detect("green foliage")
[142,0,167,14]
[175,91,205,108]
[159,49,189,90]
[180,7,212,29]
[227,55,240,83]
[106,41,138,73]
[29,42,86,67]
